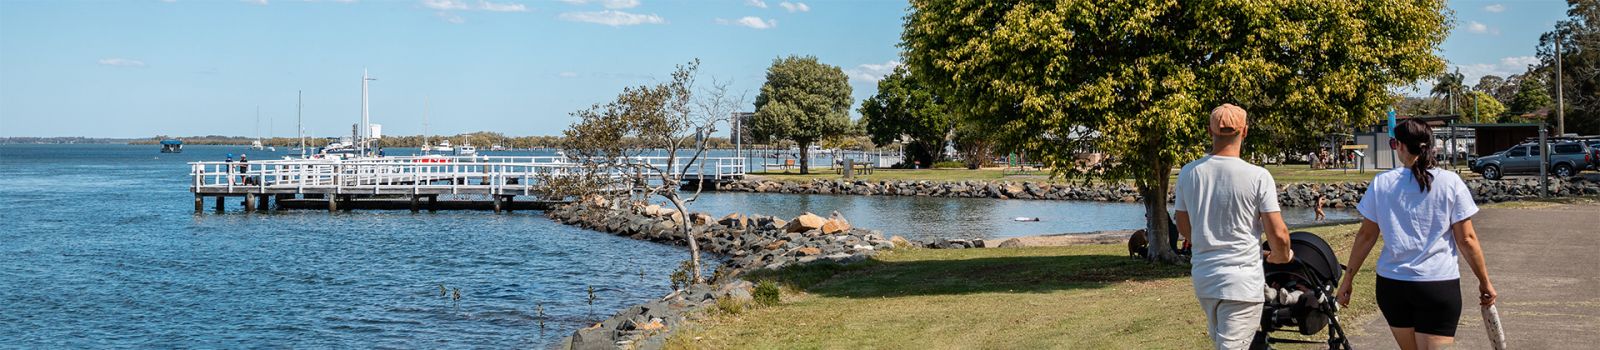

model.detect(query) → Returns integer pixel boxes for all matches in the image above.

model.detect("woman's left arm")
[1453,218,1497,306]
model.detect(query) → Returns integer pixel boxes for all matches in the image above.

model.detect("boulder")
[785,212,827,233]
[718,213,747,229]
[690,213,713,226]
[795,247,823,256]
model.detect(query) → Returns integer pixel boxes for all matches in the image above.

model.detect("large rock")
[785,212,827,233]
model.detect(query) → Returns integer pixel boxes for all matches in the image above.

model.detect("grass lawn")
[667,223,1383,349]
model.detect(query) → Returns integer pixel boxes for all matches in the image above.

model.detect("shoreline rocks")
[547,198,900,349]
[713,177,1600,207]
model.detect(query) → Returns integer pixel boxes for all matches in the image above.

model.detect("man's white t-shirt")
[1174,155,1280,303]
[1356,168,1478,281]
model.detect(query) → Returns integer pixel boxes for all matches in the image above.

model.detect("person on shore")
[1336,119,1497,350]
[1314,193,1327,222]
[1174,104,1294,350]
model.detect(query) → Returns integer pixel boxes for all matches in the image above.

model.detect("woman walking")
[1336,119,1497,350]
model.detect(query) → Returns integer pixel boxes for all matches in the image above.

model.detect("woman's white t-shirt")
[1356,167,1479,282]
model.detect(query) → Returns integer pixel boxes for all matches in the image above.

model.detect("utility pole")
[297,90,304,158]
[1555,30,1565,136]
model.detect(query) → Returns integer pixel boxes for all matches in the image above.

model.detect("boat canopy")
[160,139,183,145]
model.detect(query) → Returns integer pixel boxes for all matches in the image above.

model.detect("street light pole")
[1555,30,1565,136]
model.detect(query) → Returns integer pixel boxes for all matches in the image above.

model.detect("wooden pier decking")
[189,155,745,213]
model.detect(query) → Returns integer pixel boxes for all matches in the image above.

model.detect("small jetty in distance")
[188,155,745,213]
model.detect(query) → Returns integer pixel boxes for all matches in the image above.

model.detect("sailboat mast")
[423,96,430,154]
[255,105,261,144]
[297,90,305,158]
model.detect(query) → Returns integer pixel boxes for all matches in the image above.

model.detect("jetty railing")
[189,155,746,196]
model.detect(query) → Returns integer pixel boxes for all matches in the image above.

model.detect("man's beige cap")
[1210,104,1247,136]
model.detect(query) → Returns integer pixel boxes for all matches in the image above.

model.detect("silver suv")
[1471,141,1594,179]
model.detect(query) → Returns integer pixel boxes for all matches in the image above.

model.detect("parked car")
[1585,140,1600,170]
[1471,141,1593,179]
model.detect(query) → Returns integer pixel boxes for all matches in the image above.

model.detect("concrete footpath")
[1351,201,1600,349]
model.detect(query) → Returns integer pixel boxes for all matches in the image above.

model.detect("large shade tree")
[1537,0,1599,135]
[904,0,1450,263]
[750,55,853,174]
[860,65,953,168]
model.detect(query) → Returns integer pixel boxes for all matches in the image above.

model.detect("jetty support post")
[243,193,255,212]
[215,195,225,213]
[503,195,514,213]
[194,194,204,213]
[410,195,419,213]
[492,195,503,213]
[326,195,338,212]
[428,195,438,212]
[256,194,269,213]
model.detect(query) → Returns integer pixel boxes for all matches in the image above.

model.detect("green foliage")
[1430,68,1469,114]
[1464,91,1508,123]
[859,65,952,168]
[752,280,781,306]
[1537,0,1600,135]
[931,161,966,169]
[1508,76,1555,117]
[670,259,696,291]
[903,0,1450,262]
[751,55,853,174]
[714,296,747,315]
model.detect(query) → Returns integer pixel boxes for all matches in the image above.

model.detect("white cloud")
[477,1,527,12]
[558,10,665,26]
[718,16,776,29]
[98,58,147,68]
[1464,21,1499,35]
[423,0,469,10]
[1451,55,1540,86]
[778,1,808,13]
[161,0,178,3]
[745,0,767,8]
[558,72,580,78]
[423,0,523,12]
[559,0,638,9]
[1484,4,1505,13]
[241,0,268,5]
[845,60,901,81]
[437,11,465,23]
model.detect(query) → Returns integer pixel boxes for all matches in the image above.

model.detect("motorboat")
[455,143,477,156]
[423,139,455,153]
[159,139,183,153]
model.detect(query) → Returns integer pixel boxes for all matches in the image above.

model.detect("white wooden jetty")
[190,155,745,212]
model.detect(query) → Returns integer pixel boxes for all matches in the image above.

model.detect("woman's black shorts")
[1375,275,1462,337]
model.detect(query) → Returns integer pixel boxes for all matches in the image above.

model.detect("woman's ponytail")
[1395,119,1435,192]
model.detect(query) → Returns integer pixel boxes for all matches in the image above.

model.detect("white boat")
[423,139,455,153]
[315,137,360,159]
[491,144,506,151]
[251,140,265,150]
[455,143,477,156]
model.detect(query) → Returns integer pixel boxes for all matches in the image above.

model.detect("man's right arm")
[1175,211,1192,243]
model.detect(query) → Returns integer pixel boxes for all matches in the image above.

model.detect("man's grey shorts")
[1199,297,1263,350]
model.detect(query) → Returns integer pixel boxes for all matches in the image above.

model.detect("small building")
[1352,115,1460,170]
[1456,123,1542,157]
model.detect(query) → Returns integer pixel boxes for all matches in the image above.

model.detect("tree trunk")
[667,196,702,284]
[1143,153,1183,264]
[798,141,812,174]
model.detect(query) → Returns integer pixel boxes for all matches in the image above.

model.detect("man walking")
[1174,104,1295,349]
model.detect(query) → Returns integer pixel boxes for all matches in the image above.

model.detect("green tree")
[859,65,952,168]
[1537,0,1599,135]
[1507,76,1555,118]
[1464,91,1508,123]
[903,0,1449,263]
[1430,68,1467,115]
[750,55,853,174]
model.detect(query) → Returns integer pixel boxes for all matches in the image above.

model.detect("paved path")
[1351,201,1600,349]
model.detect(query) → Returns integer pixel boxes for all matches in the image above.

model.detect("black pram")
[1252,231,1353,350]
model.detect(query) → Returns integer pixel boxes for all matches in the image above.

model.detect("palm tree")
[1430,68,1466,115]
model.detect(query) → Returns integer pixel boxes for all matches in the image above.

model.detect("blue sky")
[0,0,1573,138]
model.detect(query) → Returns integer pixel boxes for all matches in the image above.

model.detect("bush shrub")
[752,280,781,306]
[932,161,966,169]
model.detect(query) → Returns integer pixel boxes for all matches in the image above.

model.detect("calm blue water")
[0,144,695,348]
[0,144,1354,347]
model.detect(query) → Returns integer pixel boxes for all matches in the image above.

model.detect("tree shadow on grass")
[742,252,1190,298]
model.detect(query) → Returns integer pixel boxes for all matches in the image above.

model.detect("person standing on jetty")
[1336,119,1497,350]
[1174,104,1295,349]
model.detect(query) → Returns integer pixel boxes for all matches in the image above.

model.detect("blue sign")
[1386,108,1398,138]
